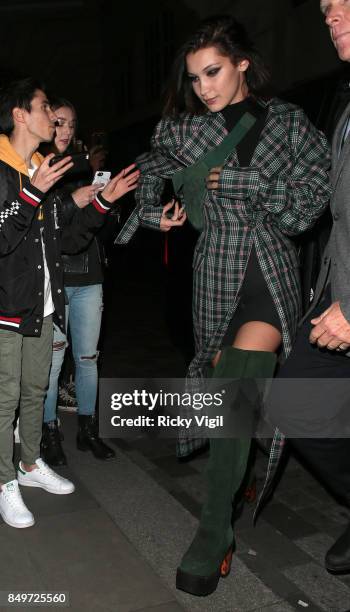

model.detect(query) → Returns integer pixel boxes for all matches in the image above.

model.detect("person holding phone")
[40,97,139,466]
[41,103,105,414]
[0,78,138,530]
[116,16,331,596]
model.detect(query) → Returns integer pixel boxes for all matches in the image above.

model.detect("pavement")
[1,233,350,612]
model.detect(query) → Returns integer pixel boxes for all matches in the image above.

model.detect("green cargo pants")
[0,316,53,484]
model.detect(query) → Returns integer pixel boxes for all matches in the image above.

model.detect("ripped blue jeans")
[43,284,103,422]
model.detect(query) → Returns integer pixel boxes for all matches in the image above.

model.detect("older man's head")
[321,0,350,61]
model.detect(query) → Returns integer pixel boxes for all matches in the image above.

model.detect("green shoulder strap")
[172,112,256,231]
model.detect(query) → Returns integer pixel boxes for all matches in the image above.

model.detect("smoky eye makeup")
[206,66,221,77]
[187,65,221,81]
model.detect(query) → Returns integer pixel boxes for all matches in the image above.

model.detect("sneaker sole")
[17,478,75,495]
[0,509,35,529]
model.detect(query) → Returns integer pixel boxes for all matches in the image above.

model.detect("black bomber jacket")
[0,160,111,336]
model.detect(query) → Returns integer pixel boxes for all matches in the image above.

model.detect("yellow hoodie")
[0,135,45,218]
[0,134,44,178]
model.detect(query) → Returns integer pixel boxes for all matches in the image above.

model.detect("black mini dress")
[221,97,282,346]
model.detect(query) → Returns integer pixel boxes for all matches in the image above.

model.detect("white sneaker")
[17,459,75,495]
[0,480,35,528]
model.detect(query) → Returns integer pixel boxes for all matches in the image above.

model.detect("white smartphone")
[92,170,111,190]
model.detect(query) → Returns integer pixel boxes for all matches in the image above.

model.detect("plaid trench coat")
[116,98,331,506]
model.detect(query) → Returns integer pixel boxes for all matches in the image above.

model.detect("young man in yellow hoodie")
[0,77,139,528]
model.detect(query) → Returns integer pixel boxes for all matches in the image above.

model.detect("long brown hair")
[163,15,270,118]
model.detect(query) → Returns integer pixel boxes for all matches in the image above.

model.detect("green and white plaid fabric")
[116,98,331,481]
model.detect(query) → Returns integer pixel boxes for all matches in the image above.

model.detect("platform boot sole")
[176,546,233,596]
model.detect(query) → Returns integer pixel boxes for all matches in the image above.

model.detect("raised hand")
[101,164,140,203]
[31,154,73,193]
[160,199,187,232]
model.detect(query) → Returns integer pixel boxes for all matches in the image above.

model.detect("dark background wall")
[0,0,343,360]
[0,0,344,141]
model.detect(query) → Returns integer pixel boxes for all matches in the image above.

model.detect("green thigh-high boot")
[176,347,277,597]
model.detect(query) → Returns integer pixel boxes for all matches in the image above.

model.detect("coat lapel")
[176,112,228,166]
[332,101,350,188]
[175,99,278,170]
[175,99,306,177]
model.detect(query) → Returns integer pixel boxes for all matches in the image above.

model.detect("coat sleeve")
[114,156,165,245]
[216,111,332,236]
[115,118,181,245]
[0,175,44,256]
[60,192,111,254]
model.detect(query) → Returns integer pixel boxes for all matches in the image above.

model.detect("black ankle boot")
[77,415,115,460]
[326,523,350,574]
[41,420,67,467]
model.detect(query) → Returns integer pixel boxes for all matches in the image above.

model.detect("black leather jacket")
[58,191,104,278]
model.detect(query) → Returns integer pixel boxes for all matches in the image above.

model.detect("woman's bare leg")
[212,321,282,367]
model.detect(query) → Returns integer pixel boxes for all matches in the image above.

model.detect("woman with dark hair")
[163,16,269,116]
[41,98,139,466]
[116,15,331,596]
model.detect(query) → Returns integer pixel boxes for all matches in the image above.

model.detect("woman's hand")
[160,199,186,232]
[206,166,223,190]
[72,185,100,208]
[101,164,140,203]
